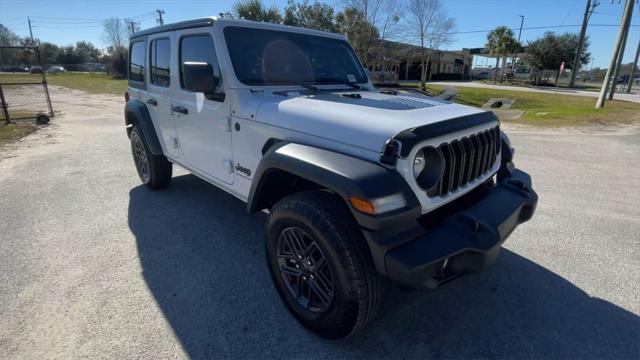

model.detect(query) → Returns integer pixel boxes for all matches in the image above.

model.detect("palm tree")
[234,0,282,23]
[485,26,519,82]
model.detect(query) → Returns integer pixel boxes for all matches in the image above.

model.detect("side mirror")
[183,61,219,94]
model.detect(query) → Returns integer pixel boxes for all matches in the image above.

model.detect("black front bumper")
[368,168,537,290]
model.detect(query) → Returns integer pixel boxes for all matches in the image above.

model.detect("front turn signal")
[349,194,407,215]
[349,196,376,215]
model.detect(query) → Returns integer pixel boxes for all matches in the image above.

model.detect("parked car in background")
[47,65,66,73]
[29,66,43,74]
[1,66,29,73]
[84,63,106,72]
[475,71,490,80]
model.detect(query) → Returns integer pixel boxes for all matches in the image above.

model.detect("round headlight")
[413,147,444,191]
[413,150,426,178]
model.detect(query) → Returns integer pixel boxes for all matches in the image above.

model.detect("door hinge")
[226,116,232,133]
[224,160,234,174]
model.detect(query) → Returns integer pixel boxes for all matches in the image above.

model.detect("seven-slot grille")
[432,126,501,197]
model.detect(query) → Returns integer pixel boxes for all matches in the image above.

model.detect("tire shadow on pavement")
[128,174,639,359]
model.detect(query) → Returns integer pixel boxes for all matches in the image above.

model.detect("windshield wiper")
[344,82,364,90]
[293,82,318,92]
[314,78,365,90]
[272,82,319,96]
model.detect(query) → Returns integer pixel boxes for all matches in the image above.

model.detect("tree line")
[484,25,592,85]
[0,24,106,70]
[1,0,605,86]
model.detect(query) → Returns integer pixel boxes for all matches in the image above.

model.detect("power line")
[447,23,638,35]
[560,0,581,26]
[32,24,105,28]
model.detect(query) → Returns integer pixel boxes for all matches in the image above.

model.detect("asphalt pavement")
[1,87,638,359]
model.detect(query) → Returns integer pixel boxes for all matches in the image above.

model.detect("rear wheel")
[130,126,172,190]
[266,191,382,339]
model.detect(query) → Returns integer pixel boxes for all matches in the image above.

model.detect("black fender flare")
[247,142,421,231]
[124,99,163,155]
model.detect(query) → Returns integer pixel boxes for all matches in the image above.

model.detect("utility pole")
[125,19,140,35]
[596,0,634,108]
[511,15,524,76]
[569,0,599,87]
[27,17,34,43]
[626,37,640,93]
[608,2,634,100]
[155,9,165,26]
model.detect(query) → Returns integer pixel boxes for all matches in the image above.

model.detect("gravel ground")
[1,87,638,359]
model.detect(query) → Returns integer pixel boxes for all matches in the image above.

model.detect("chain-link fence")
[0,45,54,125]
[0,83,53,121]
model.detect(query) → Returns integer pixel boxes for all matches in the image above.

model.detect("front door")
[172,30,233,184]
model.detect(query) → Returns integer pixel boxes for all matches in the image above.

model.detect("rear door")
[172,30,233,184]
[146,33,179,159]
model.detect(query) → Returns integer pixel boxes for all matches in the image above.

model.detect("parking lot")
[1,87,639,359]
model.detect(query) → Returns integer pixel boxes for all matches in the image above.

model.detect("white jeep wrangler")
[124,17,538,339]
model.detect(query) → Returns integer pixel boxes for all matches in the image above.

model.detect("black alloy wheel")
[277,226,335,312]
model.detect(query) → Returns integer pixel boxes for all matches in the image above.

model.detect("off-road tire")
[266,190,382,339]
[130,126,172,190]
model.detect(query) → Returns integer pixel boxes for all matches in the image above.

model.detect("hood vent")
[380,97,440,109]
[307,93,444,110]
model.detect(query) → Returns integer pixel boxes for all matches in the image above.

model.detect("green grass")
[401,83,640,127]
[474,79,602,92]
[0,122,37,145]
[451,87,639,126]
[0,72,127,94]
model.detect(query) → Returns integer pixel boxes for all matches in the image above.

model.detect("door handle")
[146,98,157,106]
[172,105,188,115]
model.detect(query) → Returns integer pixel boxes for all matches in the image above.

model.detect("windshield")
[223,26,368,86]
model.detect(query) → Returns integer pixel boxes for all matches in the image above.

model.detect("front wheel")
[130,126,172,190]
[266,191,382,339]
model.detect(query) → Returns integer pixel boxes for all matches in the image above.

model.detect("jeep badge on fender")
[124,17,538,339]
[235,163,251,177]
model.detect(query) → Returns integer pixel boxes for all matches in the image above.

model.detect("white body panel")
[130,18,498,212]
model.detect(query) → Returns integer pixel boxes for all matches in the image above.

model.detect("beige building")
[372,41,475,82]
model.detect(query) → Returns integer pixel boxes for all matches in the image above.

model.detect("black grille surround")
[427,126,501,197]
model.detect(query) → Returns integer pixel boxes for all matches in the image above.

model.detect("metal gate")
[0,45,54,125]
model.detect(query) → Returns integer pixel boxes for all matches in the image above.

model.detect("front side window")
[150,38,171,86]
[180,34,222,91]
[129,41,146,83]
[223,26,368,86]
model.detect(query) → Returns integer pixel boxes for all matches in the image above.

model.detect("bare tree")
[342,0,402,69]
[404,0,454,89]
[102,18,127,49]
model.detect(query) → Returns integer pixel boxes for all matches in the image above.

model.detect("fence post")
[35,46,54,117]
[0,84,10,125]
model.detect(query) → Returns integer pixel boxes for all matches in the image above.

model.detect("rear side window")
[150,38,171,86]
[129,41,146,83]
[180,35,222,91]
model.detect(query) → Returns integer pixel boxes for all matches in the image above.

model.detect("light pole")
[511,15,524,77]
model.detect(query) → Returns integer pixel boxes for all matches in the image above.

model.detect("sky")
[1,0,639,68]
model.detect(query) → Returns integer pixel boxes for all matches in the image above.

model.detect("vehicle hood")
[254,91,486,153]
